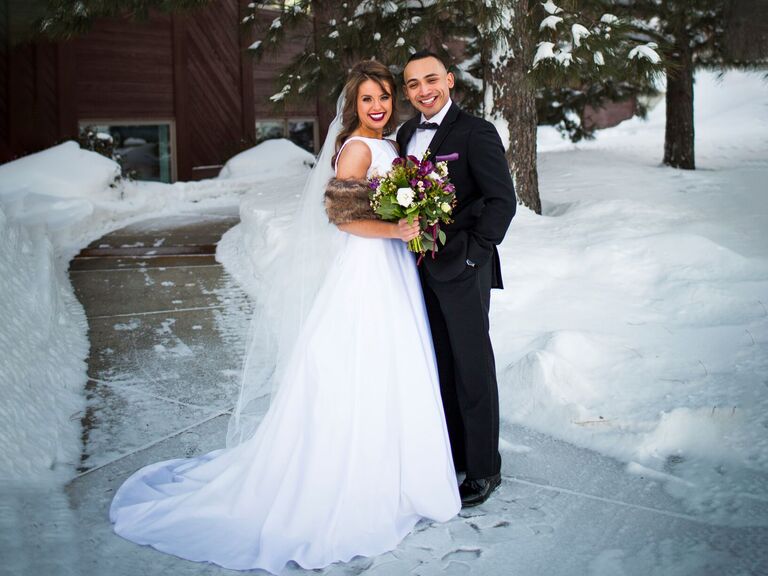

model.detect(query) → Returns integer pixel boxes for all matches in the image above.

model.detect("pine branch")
[37,0,214,39]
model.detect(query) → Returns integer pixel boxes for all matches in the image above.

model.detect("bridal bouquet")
[368,151,457,260]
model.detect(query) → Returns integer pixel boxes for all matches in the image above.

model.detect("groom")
[397,50,516,507]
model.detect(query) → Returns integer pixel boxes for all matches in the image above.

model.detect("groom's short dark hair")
[406,49,447,68]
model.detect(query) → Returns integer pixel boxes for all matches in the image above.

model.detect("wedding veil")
[226,96,346,447]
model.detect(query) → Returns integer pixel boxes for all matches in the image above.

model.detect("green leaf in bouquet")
[423,231,434,242]
[438,229,447,245]
[378,207,402,221]
[376,197,403,221]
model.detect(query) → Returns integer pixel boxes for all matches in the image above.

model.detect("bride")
[109,60,461,573]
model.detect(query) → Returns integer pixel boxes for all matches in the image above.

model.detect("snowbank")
[218,70,768,523]
[0,141,120,230]
[217,138,315,180]
[0,138,314,485]
[494,70,768,523]
[0,205,88,483]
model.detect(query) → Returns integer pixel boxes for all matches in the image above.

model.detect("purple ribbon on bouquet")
[435,152,459,162]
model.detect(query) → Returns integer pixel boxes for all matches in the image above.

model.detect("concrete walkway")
[57,212,767,576]
[68,210,250,478]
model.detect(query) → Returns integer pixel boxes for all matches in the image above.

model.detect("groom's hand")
[395,218,421,243]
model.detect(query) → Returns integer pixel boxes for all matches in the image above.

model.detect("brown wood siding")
[238,0,255,149]
[177,0,244,180]
[74,15,174,120]
[57,40,77,142]
[583,98,636,131]
[34,42,60,145]
[0,1,9,160]
[2,1,323,174]
[6,42,61,158]
[252,12,317,119]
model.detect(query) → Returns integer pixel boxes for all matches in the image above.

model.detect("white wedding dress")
[109,136,461,573]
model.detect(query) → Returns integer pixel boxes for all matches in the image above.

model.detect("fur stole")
[324,177,378,225]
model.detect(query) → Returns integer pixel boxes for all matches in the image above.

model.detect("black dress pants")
[420,258,501,480]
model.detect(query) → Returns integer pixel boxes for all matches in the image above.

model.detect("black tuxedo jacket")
[396,103,516,288]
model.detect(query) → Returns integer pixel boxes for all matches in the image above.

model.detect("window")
[255,118,318,154]
[78,121,174,183]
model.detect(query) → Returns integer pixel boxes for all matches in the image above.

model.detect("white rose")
[428,171,442,181]
[440,202,452,213]
[396,187,415,208]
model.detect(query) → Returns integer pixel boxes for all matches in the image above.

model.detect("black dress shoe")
[459,473,501,507]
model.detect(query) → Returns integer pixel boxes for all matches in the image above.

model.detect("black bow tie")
[417,121,439,130]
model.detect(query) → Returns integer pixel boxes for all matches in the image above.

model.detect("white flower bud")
[396,187,415,208]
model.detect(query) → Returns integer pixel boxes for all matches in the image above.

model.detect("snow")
[270,84,291,102]
[218,70,768,524]
[0,142,118,230]
[533,41,556,67]
[594,50,605,66]
[0,204,87,484]
[572,23,590,47]
[629,42,662,64]
[217,139,314,180]
[0,67,766,571]
[555,49,573,66]
[542,0,563,15]
[504,70,768,523]
[0,138,314,487]
[540,15,563,31]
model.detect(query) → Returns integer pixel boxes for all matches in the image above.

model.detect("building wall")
[0,0,8,160]
[583,98,637,131]
[74,15,175,120]
[1,0,320,181]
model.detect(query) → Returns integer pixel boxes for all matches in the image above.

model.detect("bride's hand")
[394,218,421,242]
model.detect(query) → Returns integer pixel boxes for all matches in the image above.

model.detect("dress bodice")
[334,136,398,178]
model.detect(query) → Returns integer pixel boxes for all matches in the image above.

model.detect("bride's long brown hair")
[332,60,399,167]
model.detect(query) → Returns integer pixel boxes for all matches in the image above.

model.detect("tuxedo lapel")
[398,117,419,156]
[426,103,461,160]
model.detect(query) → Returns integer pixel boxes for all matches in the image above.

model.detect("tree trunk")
[506,16,540,215]
[663,40,695,169]
[483,0,541,214]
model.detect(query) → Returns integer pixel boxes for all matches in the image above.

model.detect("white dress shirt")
[406,98,453,160]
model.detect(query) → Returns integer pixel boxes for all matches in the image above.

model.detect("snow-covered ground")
[0,139,314,486]
[218,70,768,526]
[0,68,765,536]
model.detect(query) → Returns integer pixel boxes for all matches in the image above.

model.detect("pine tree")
[609,0,768,170]
[437,0,660,212]
[245,1,460,105]
[250,0,658,213]
[248,1,661,214]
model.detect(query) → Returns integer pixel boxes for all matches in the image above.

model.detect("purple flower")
[407,155,420,165]
[392,157,404,166]
[418,160,434,177]
[368,178,379,190]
